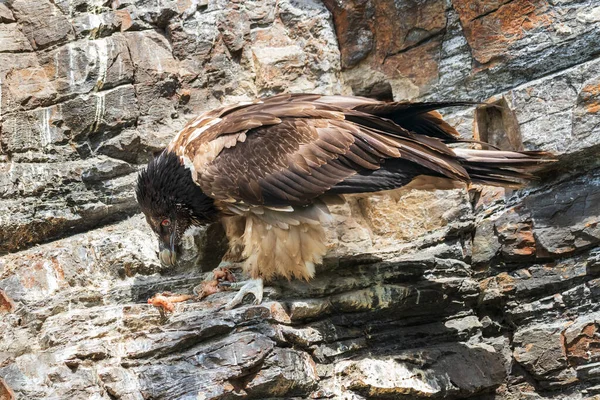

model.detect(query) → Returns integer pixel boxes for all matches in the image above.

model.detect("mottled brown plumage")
[168,94,477,208]
[138,93,552,286]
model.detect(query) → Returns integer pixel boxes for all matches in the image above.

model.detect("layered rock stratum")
[1,0,599,399]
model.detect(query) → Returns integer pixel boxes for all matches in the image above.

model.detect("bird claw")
[223,278,264,310]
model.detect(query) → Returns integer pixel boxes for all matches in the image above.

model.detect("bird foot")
[220,278,264,310]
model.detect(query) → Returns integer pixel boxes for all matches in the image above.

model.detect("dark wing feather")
[180,97,468,207]
[315,96,477,141]
[169,94,551,208]
[198,118,356,206]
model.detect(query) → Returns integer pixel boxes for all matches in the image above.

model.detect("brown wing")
[314,96,478,140]
[169,94,469,207]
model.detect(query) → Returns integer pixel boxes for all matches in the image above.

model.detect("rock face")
[1,1,599,399]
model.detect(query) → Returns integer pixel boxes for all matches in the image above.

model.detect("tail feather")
[454,148,555,187]
[322,96,556,192]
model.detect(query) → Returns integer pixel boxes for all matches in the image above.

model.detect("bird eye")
[161,219,171,227]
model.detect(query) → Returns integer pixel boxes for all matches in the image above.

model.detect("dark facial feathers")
[136,151,217,226]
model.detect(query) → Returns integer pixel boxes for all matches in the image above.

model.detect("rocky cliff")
[1,0,599,399]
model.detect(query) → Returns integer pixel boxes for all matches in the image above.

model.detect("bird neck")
[158,151,217,222]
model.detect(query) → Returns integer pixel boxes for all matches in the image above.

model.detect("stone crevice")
[382,29,448,65]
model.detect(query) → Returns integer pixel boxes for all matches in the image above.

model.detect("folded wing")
[170,94,476,208]
[169,93,551,209]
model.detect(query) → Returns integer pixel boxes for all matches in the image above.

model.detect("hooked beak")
[158,229,178,267]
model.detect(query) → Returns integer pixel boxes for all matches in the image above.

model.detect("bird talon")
[222,278,264,310]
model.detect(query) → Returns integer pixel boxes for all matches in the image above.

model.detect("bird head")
[136,151,217,267]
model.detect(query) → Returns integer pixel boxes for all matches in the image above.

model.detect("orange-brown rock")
[10,0,73,50]
[452,0,554,64]
[324,0,446,93]
[565,323,600,367]
[495,209,537,259]
[0,290,14,314]
[0,378,15,400]
[372,0,446,57]
[382,37,443,92]
[513,323,570,379]
[321,0,374,68]
[580,82,600,114]
[451,0,512,23]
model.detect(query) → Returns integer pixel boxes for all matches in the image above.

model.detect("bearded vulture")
[136,93,551,309]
